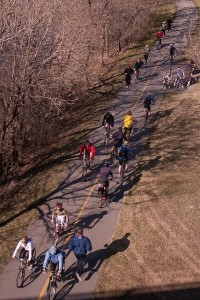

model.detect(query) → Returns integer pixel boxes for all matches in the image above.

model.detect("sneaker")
[76,272,82,282]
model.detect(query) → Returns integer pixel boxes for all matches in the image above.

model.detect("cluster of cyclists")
[10,13,200,294]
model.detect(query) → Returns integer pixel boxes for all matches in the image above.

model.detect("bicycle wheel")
[98,195,103,208]
[119,164,125,186]
[82,166,87,182]
[49,282,56,300]
[16,268,25,288]
[104,132,109,147]
[144,112,148,126]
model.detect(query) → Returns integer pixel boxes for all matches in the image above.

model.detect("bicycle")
[82,157,92,182]
[156,39,162,49]
[97,178,112,208]
[118,160,126,186]
[47,270,61,300]
[103,125,112,147]
[144,109,149,126]
[174,78,187,91]
[110,147,118,167]
[53,220,67,242]
[16,249,36,288]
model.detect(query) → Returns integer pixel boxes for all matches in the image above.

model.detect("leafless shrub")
[0,0,173,185]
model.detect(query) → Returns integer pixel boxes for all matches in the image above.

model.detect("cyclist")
[124,64,134,88]
[123,111,137,137]
[156,30,163,47]
[118,145,130,176]
[98,160,113,190]
[176,66,185,80]
[169,43,177,60]
[112,127,125,148]
[79,141,96,166]
[102,111,114,132]
[12,236,35,270]
[143,93,155,119]
[43,244,66,276]
[144,45,150,64]
[51,202,69,235]
[134,58,143,79]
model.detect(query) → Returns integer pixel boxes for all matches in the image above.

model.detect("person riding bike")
[98,160,113,190]
[124,64,134,88]
[175,67,185,87]
[156,30,163,47]
[143,93,155,119]
[123,111,137,137]
[118,145,130,176]
[169,43,177,60]
[12,236,35,270]
[43,244,66,276]
[79,141,96,169]
[112,127,125,148]
[51,202,69,235]
[102,111,114,134]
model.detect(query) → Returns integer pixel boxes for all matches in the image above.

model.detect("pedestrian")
[167,18,173,31]
[162,21,167,36]
[68,228,92,282]
[144,45,150,64]
[124,64,134,88]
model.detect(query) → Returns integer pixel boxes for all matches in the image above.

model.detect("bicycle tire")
[49,282,56,300]
[104,132,109,147]
[82,166,87,182]
[144,112,148,126]
[119,163,125,186]
[16,268,25,288]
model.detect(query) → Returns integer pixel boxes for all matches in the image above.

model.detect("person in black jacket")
[102,111,114,128]
[124,64,134,88]
[68,228,92,281]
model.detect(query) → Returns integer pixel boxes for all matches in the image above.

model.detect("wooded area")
[0,0,173,185]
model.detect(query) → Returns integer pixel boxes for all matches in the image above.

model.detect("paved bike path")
[0,0,198,299]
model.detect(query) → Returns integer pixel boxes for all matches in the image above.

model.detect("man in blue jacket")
[68,228,92,281]
[42,244,65,276]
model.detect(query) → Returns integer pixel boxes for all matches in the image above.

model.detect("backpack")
[144,96,151,106]
[118,146,128,158]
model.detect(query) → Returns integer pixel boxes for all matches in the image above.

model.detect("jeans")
[75,254,86,276]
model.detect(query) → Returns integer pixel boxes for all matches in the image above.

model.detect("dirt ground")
[96,83,200,299]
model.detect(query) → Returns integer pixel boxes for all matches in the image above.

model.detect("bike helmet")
[49,244,57,255]
[105,111,111,117]
[104,160,110,167]
[85,140,91,147]
[56,202,62,209]
[127,111,132,115]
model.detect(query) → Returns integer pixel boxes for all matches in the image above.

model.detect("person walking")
[68,228,92,282]
[144,45,150,64]
[162,21,167,36]
[124,64,134,88]
[167,18,173,31]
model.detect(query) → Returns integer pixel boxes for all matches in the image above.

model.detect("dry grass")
[0,1,176,272]
[96,83,200,298]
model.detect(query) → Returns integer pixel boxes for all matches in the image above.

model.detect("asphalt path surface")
[0,0,198,299]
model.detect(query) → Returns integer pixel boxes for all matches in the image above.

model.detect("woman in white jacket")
[12,236,35,269]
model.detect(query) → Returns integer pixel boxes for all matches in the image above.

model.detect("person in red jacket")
[79,141,96,160]
[156,30,163,47]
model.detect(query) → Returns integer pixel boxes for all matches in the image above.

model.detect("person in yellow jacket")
[123,111,137,141]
